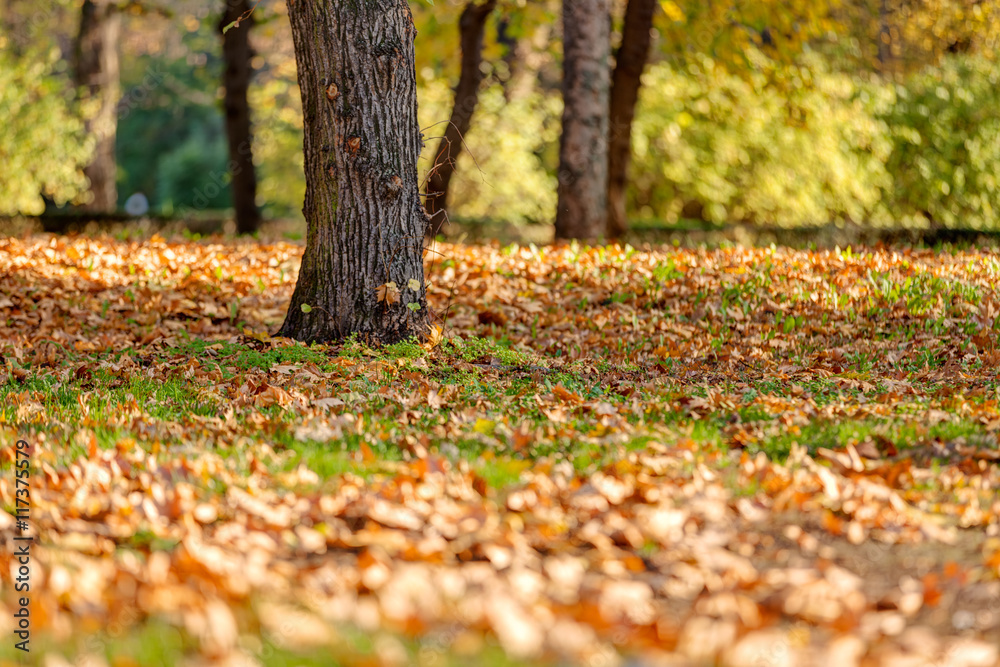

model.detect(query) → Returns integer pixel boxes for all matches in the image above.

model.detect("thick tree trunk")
[424,0,497,237]
[278,0,429,344]
[606,0,656,239]
[220,0,262,235]
[74,0,121,212]
[554,0,611,241]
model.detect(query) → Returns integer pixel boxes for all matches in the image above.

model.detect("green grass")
[182,337,334,372]
[743,417,991,460]
[439,336,536,367]
[0,618,536,667]
[4,331,997,500]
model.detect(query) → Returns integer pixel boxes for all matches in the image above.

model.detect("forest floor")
[0,234,999,666]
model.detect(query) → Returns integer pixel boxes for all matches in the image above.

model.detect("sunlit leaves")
[417,79,561,225]
[882,55,1000,230]
[3,236,1000,665]
[630,55,893,227]
[0,48,93,214]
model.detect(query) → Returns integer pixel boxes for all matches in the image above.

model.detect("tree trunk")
[606,0,656,239]
[74,0,121,212]
[220,0,262,235]
[277,0,429,344]
[3,0,30,55]
[554,0,611,241]
[877,0,893,77]
[495,15,518,99]
[424,0,497,238]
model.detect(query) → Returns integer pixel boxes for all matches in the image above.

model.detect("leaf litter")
[0,235,998,665]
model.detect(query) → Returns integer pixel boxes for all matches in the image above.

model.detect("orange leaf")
[376,282,401,305]
[921,573,942,607]
[359,441,376,463]
[553,385,583,404]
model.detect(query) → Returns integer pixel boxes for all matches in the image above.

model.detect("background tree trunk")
[877,0,894,77]
[554,0,611,241]
[606,0,656,239]
[424,0,497,238]
[220,0,262,235]
[74,0,121,212]
[278,0,428,344]
[495,15,519,99]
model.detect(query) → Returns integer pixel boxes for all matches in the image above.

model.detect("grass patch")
[0,619,535,667]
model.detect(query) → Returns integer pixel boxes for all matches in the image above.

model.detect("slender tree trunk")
[74,0,121,212]
[3,0,30,54]
[554,0,611,241]
[495,15,519,99]
[606,0,655,239]
[424,0,497,238]
[220,0,261,235]
[278,0,429,344]
[877,0,895,76]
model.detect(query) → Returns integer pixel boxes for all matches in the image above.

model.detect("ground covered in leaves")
[1,234,999,666]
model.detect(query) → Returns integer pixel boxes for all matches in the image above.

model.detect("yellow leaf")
[659,0,685,22]
[423,325,444,351]
[473,418,496,436]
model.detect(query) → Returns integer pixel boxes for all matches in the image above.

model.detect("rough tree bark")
[424,0,497,237]
[220,0,261,235]
[277,0,429,344]
[606,0,656,239]
[74,0,121,212]
[554,0,611,241]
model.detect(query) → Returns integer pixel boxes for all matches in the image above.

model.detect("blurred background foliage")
[418,75,562,225]
[0,44,94,216]
[3,0,1000,231]
[883,56,1000,230]
[630,52,896,228]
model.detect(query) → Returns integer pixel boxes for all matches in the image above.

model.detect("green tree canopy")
[0,45,94,215]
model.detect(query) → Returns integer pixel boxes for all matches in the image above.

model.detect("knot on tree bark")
[386,175,403,197]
